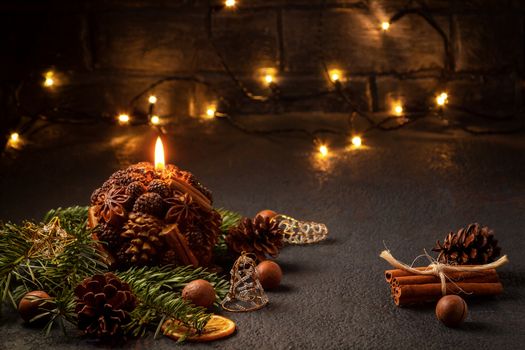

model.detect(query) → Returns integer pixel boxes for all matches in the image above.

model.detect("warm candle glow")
[10,132,19,142]
[43,71,55,87]
[155,136,165,171]
[393,103,404,116]
[206,106,216,118]
[436,92,448,106]
[381,22,390,31]
[351,136,362,147]
[118,114,130,124]
[148,95,157,104]
[329,69,342,83]
[150,115,160,125]
[319,145,329,157]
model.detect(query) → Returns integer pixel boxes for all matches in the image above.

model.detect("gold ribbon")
[380,250,509,296]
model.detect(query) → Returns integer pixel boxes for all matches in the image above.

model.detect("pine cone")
[126,181,147,201]
[432,223,501,265]
[183,210,221,266]
[226,215,284,261]
[120,212,166,265]
[148,179,172,198]
[74,273,136,340]
[94,223,122,252]
[133,192,165,218]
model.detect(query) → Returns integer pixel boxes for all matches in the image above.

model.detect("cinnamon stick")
[392,269,499,285]
[385,267,433,283]
[166,178,211,211]
[393,282,503,306]
[161,224,199,267]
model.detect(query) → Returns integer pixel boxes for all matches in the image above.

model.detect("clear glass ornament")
[273,214,328,244]
[221,253,269,312]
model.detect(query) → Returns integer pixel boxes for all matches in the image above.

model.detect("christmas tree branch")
[118,264,230,338]
[215,208,243,258]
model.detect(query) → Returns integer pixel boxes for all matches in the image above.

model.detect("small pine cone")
[226,215,283,261]
[120,212,165,265]
[95,224,122,253]
[126,181,147,201]
[108,169,147,187]
[432,223,501,265]
[74,273,136,340]
[147,179,172,198]
[90,187,104,206]
[127,162,158,183]
[133,192,165,218]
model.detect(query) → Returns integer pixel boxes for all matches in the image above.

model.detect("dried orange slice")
[162,315,236,342]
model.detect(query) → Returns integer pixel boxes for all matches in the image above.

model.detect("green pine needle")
[118,265,230,338]
[0,205,243,340]
[215,208,242,258]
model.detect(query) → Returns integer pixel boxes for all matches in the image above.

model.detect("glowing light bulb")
[393,103,404,116]
[351,136,362,148]
[329,69,342,83]
[154,136,165,171]
[381,22,390,31]
[10,132,19,142]
[225,0,236,7]
[150,115,160,125]
[148,95,157,104]
[436,92,448,106]
[206,107,216,119]
[118,114,130,124]
[264,74,274,85]
[43,71,55,87]
[319,145,329,157]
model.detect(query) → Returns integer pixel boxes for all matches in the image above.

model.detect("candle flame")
[155,137,165,171]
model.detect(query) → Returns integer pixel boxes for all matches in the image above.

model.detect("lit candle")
[155,136,165,171]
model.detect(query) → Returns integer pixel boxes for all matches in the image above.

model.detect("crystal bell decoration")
[272,214,328,245]
[221,253,269,312]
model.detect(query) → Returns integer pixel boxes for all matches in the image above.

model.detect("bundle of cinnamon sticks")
[384,267,503,306]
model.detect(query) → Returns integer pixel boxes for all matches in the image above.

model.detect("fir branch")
[217,208,243,234]
[42,206,89,234]
[126,288,211,338]
[117,265,229,302]
[0,206,106,319]
[0,222,33,309]
[117,265,229,338]
[215,208,242,258]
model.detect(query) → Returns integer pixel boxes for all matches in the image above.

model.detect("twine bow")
[380,250,509,296]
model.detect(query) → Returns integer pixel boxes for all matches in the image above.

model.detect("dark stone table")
[1,118,524,349]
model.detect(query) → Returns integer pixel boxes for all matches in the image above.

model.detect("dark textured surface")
[1,119,525,349]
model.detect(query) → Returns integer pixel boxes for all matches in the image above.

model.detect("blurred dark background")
[1,0,524,141]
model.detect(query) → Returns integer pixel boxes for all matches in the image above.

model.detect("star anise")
[164,193,200,224]
[96,186,130,225]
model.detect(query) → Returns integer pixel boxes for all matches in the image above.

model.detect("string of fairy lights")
[3,0,524,157]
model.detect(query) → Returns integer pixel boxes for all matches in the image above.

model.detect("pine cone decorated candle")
[226,215,284,261]
[74,273,136,340]
[432,223,501,265]
[89,162,220,268]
